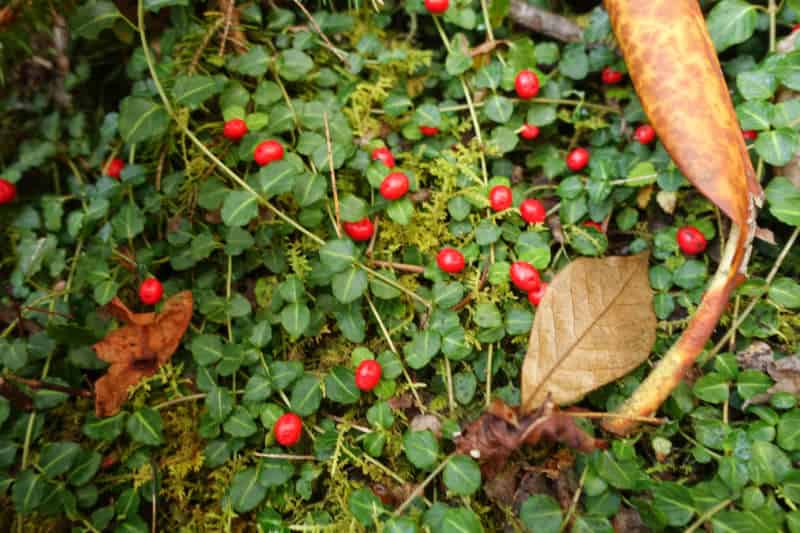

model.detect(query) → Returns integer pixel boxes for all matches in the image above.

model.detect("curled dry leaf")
[455,399,606,477]
[93,291,193,417]
[410,414,442,438]
[737,341,800,406]
[521,253,655,412]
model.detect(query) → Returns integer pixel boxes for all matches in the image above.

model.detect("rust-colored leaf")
[521,253,655,412]
[604,0,762,227]
[93,291,193,417]
[455,399,606,477]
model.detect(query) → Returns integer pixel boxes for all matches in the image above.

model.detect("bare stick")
[5,374,92,398]
[254,452,316,461]
[393,454,454,517]
[290,0,349,65]
[370,260,425,274]
[508,0,582,43]
[323,113,341,238]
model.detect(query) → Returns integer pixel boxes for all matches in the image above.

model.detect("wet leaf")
[521,254,655,411]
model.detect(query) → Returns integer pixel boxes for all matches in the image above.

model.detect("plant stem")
[480,0,495,43]
[393,454,454,517]
[560,465,587,532]
[153,393,207,410]
[323,112,342,238]
[769,0,777,53]
[685,499,733,533]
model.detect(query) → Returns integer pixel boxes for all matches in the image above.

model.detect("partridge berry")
[380,172,409,200]
[528,282,548,306]
[343,218,374,241]
[424,0,449,14]
[566,147,590,171]
[355,359,382,391]
[254,140,284,166]
[420,125,439,137]
[437,248,465,274]
[515,70,540,100]
[519,199,546,224]
[0,179,16,205]
[676,226,707,255]
[371,147,396,168]
[510,261,540,292]
[601,66,623,85]
[138,278,164,305]
[106,158,125,180]
[519,124,540,140]
[223,119,248,141]
[794,23,800,32]
[274,413,302,446]
[489,185,513,212]
[634,124,656,145]
[742,130,758,142]
[583,220,604,232]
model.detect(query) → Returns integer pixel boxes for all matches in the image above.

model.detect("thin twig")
[508,0,582,43]
[560,465,588,532]
[566,410,664,425]
[370,260,424,274]
[4,374,92,398]
[290,0,349,65]
[323,113,341,238]
[366,216,379,258]
[254,452,316,461]
[685,499,733,533]
[153,393,206,410]
[393,454,454,517]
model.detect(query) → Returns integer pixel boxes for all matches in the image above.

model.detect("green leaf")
[144,0,189,11]
[446,48,473,76]
[39,442,81,479]
[223,406,258,438]
[12,469,46,514]
[325,367,360,405]
[707,0,758,52]
[402,430,439,470]
[778,410,800,451]
[228,46,270,77]
[737,70,777,101]
[112,204,145,240]
[332,267,368,303]
[172,75,225,109]
[484,95,514,123]
[442,455,481,496]
[693,374,730,404]
[229,468,267,513]
[765,177,800,226]
[126,408,164,446]
[67,449,102,487]
[320,239,358,272]
[70,1,121,39]
[348,487,386,526]
[118,97,170,144]
[280,303,310,337]
[278,50,314,81]
[674,260,707,290]
[206,386,234,421]
[191,334,224,366]
[520,494,562,533]
[339,194,368,222]
[652,483,695,527]
[754,129,798,166]
[439,507,483,533]
[748,440,791,485]
[83,412,127,441]
[221,190,259,227]
[290,375,322,416]
[560,44,588,80]
[769,277,800,309]
[405,330,441,369]
[415,104,441,128]
[596,451,638,490]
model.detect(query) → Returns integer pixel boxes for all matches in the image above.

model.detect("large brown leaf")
[604,0,762,228]
[93,291,193,417]
[521,254,655,413]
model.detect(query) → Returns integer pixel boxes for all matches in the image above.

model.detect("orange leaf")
[92,291,193,417]
[604,0,762,227]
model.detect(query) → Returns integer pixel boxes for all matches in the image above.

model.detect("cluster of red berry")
[272,357,383,447]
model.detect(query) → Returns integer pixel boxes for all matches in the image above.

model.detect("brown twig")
[290,0,349,65]
[5,374,92,398]
[508,0,582,43]
[451,262,490,311]
[366,216,379,258]
[0,378,33,410]
[323,113,342,238]
[370,260,424,274]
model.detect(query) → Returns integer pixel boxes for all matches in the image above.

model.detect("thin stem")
[709,226,800,358]
[153,393,206,410]
[685,499,733,533]
[359,262,431,308]
[485,344,493,408]
[323,113,342,238]
[769,0,777,53]
[393,454,454,517]
[254,452,316,461]
[560,465,588,532]
[370,260,425,273]
[432,15,452,53]
[444,357,455,416]
[480,0,495,43]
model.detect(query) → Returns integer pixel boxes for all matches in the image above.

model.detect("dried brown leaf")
[93,291,193,417]
[455,399,606,477]
[737,341,800,405]
[410,414,442,438]
[521,254,656,412]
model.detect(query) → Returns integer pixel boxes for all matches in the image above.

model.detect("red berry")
[489,185,513,212]
[676,226,708,255]
[420,125,439,137]
[371,147,395,168]
[566,147,590,171]
[106,158,125,180]
[509,261,540,292]
[742,129,758,142]
[794,23,800,32]
[254,140,284,166]
[138,278,164,305]
[514,70,540,100]
[355,359,382,391]
[274,413,302,446]
[343,218,374,241]
[380,172,409,200]
[634,124,656,145]
[519,199,546,224]
[424,0,449,14]
[0,179,16,205]
[520,124,540,140]
[583,220,604,232]
[528,282,548,306]
[223,118,248,141]
[437,248,465,274]
[601,66,623,85]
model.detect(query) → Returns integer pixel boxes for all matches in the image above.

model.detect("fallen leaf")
[93,291,193,417]
[755,227,776,245]
[455,399,606,477]
[636,185,653,209]
[521,253,655,412]
[737,341,800,406]
[612,506,648,533]
[410,414,442,438]
[656,191,677,215]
